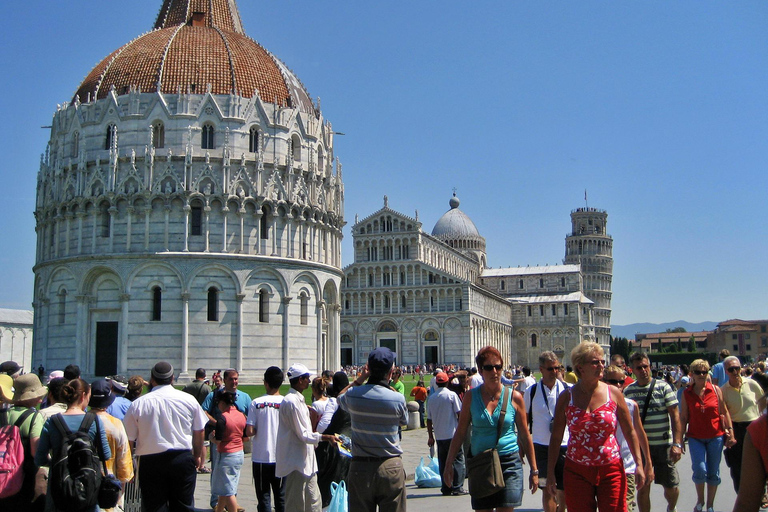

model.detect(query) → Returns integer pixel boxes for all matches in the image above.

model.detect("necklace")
[482,386,501,403]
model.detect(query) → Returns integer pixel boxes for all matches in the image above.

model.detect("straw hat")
[12,374,47,402]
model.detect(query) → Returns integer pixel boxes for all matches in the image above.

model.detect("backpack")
[49,413,103,512]
[0,408,35,498]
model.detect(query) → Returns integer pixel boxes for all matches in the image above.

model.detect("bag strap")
[78,411,96,434]
[51,414,73,443]
[527,383,537,432]
[640,379,656,424]
[13,408,36,429]
[496,385,512,443]
[0,407,9,427]
[93,414,110,475]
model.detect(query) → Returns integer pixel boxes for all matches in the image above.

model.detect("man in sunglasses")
[624,351,683,512]
[523,351,569,512]
[720,355,762,492]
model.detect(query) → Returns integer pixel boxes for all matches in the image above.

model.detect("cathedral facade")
[340,197,612,368]
[32,0,344,380]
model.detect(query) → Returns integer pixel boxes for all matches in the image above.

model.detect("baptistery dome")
[75,0,315,114]
[431,195,486,265]
[33,0,344,382]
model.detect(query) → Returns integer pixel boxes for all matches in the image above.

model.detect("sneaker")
[706,508,714,512]
[694,505,703,512]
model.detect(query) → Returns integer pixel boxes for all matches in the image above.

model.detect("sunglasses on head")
[482,364,503,372]
[727,366,741,373]
[693,370,708,376]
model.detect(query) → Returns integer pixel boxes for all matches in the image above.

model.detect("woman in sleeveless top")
[547,342,645,512]
[680,359,735,512]
[443,346,538,512]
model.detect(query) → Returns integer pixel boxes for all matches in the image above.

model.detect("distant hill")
[610,321,718,340]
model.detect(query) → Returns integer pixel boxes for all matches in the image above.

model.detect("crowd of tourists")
[1,344,768,512]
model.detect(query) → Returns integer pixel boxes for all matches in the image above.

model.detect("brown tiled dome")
[73,0,315,114]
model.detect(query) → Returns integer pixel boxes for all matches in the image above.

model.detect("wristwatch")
[672,443,683,449]
[531,470,539,475]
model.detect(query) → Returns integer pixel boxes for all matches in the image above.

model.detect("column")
[182,206,190,252]
[164,207,171,251]
[222,206,229,252]
[76,212,84,254]
[75,295,89,374]
[180,292,190,377]
[254,210,262,254]
[64,213,72,256]
[204,205,211,252]
[119,294,130,373]
[91,213,97,253]
[316,301,326,373]
[143,207,151,251]
[126,207,134,251]
[108,206,116,252]
[238,209,245,253]
[281,297,293,372]
[236,293,245,375]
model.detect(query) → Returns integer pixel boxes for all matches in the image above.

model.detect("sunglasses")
[727,367,742,373]
[543,366,561,372]
[588,360,605,366]
[693,370,708,376]
[604,379,624,386]
[482,364,503,372]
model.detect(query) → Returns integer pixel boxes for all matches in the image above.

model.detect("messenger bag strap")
[93,414,110,475]
[496,385,512,443]
[640,379,656,424]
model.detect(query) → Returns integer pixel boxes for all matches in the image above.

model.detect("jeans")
[688,436,724,486]
[437,439,465,494]
[417,400,426,428]
[253,462,285,512]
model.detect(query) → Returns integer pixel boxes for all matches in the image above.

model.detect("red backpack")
[0,408,35,498]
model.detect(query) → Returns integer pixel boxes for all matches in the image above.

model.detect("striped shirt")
[624,379,678,446]
[338,382,408,458]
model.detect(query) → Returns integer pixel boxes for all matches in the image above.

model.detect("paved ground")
[192,426,741,511]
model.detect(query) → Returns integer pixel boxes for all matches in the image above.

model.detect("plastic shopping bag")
[327,480,348,512]
[415,456,442,488]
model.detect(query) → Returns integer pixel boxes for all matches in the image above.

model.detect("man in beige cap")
[0,373,46,511]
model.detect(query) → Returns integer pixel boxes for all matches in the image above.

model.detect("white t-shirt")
[524,380,570,446]
[426,387,462,441]
[616,398,637,474]
[246,394,284,463]
[518,375,536,395]
[469,374,484,389]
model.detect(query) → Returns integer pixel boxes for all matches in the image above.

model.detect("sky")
[0,1,766,325]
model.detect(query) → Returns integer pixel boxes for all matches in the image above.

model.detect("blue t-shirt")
[201,388,251,415]
[470,385,518,456]
[711,362,727,385]
[35,413,111,467]
[106,396,132,421]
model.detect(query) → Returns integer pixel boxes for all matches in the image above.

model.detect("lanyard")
[541,381,560,418]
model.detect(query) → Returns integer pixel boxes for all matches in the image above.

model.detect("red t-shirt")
[747,415,768,472]
[684,383,724,439]
[217,407,247,453]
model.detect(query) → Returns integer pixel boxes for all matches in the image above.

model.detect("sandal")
[761,494,768,509]
[197,466,212,474]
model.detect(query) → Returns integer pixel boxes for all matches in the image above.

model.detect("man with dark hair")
[427,371,465,496]
[39,377,68,419]
[124,362,208,512]
[276,364,338,512]
[338,347,409,512]
[246,366,286,512]
[624,352,682,512]
[182,368,212,405]
[201,368,250,509]
[62,364,80,380]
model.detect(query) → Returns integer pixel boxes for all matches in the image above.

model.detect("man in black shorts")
[524,351,570,512]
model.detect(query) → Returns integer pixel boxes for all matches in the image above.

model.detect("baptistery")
[33,0,344,380]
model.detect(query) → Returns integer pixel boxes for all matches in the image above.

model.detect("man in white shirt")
[468,367,484,389]
[524,352,570,512]
[123,361,208,512]
[427,371,466,496]
[275,363,339,512]
[246,366,286,512]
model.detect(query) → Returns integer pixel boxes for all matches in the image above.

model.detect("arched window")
[291,134,301,162]
[202,124,215,150]
[152,286,162,321]
[384,295,390,309]
[105,124,116,150]
[72,132,80,158]
[58,289,67,324]
[317,147,325,171]
[519,279,524,289]
[500,280,505,290]
[249,127,259,153]
[152,122,165,149]
[207,287,219,321]
[260,206,270,239]
[531,333,538,348]
[259,289,269,323]
[190,203,203,236]
[300,293,309,325]
[100,202,111,237]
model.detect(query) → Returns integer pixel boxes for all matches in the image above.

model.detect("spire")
[154,0,245,34]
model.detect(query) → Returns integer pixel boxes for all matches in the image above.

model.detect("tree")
[669,342,679,353]
[666,327,687,333]
[687,335,696,352]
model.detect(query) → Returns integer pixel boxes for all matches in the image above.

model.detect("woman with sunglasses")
[547,342,645,512]
[443,345,538,512]
[680,359,735,512]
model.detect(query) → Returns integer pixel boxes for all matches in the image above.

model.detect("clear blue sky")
[1,1,766,325]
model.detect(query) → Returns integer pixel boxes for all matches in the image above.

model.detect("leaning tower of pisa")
[564,208,613,348]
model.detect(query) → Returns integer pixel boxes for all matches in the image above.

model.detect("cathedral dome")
[73,0,315,114]
[431,195,481,239]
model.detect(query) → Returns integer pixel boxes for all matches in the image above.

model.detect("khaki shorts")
[648,444,679,488]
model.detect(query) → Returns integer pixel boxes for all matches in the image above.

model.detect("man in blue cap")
[338,347,409,512]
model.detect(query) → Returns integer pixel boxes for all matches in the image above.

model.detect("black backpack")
[49,413,103,512]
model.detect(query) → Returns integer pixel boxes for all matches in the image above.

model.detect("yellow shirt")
[565,371,579,384]
[95,411,135,482]
[721,378,763,422]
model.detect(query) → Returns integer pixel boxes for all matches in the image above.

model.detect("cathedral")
[340,196,613,368]
[32,0,344,380]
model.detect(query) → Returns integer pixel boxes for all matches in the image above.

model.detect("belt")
[352,455,400,462]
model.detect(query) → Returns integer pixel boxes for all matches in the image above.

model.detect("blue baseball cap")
[368,347,397,371]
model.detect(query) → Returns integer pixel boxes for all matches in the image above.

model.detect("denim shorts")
[211,450,244,497]
[470,451,523,510]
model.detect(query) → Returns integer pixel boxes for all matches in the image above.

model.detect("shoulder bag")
[465,385,511,498]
